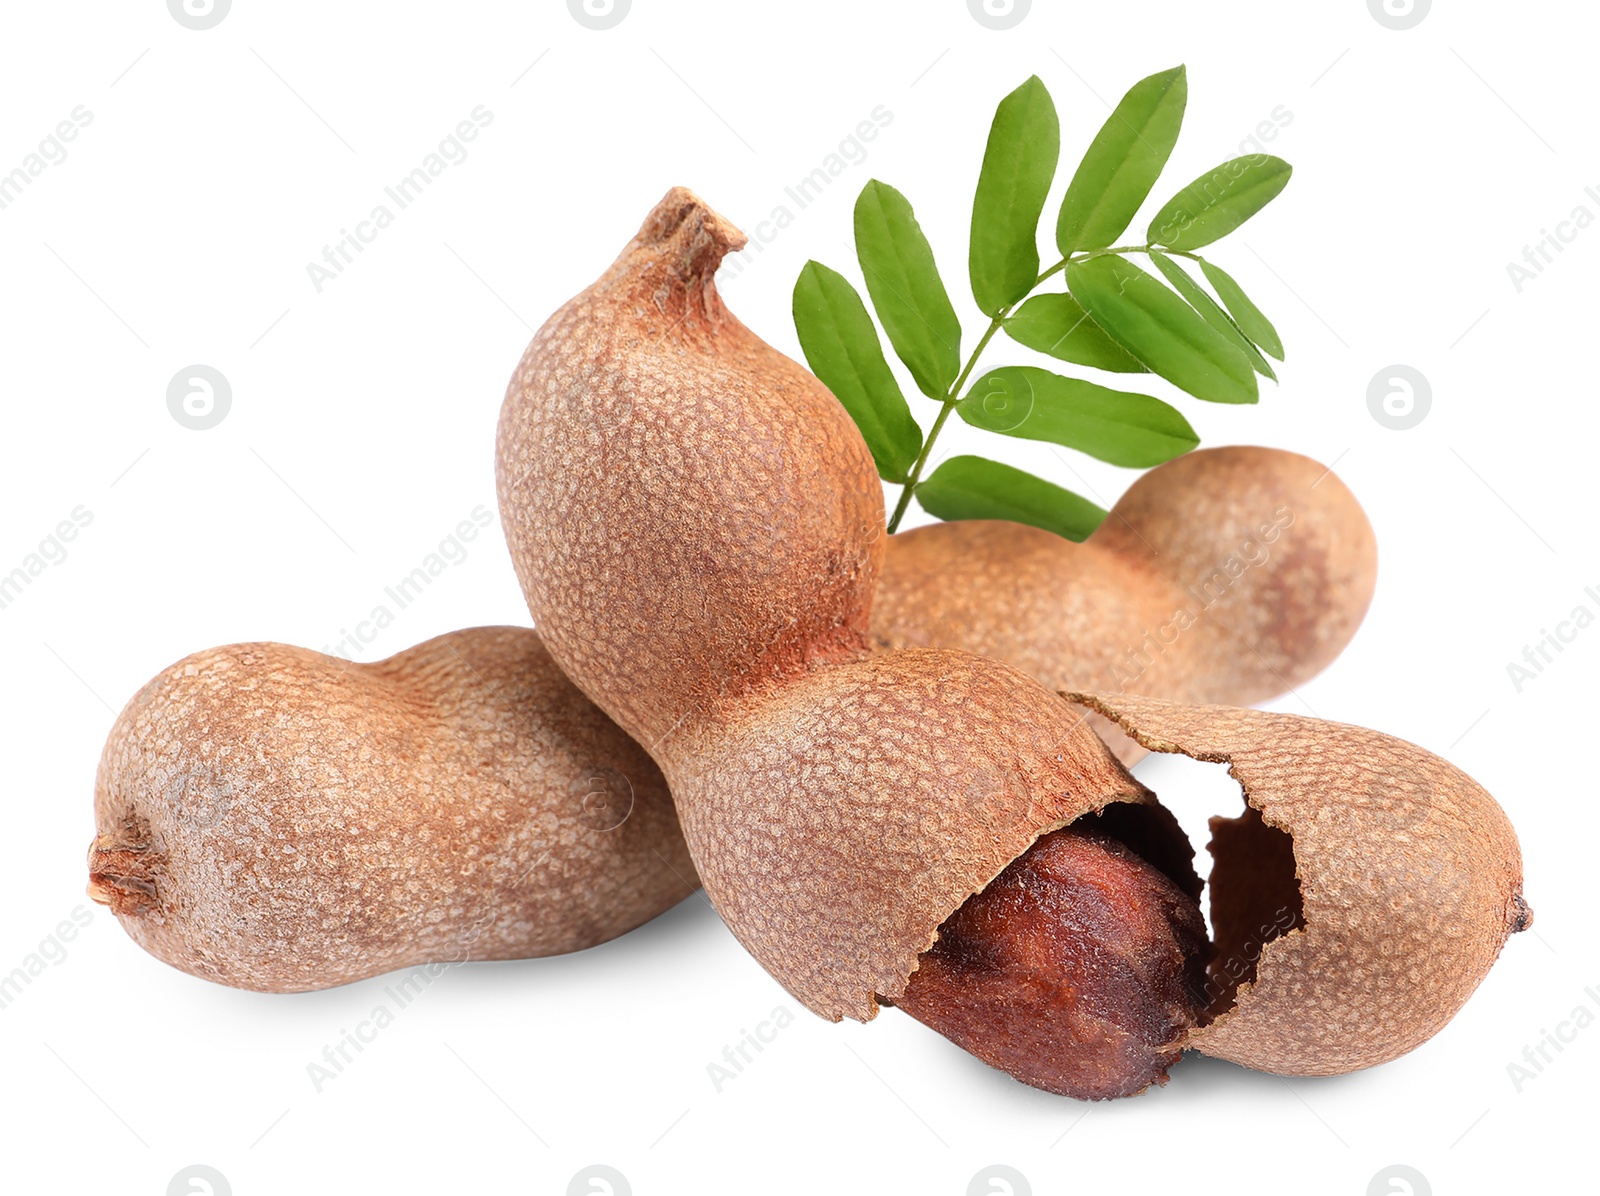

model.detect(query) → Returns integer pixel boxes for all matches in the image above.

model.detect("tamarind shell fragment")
[1071,691,1529,1075]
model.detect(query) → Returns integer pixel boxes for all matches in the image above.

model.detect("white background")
[1,2,1594,1193]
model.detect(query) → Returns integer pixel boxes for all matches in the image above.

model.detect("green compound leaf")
[916,455,1107,541]
[958,366,1198,467]
[970,75,1061,316]
[1147,251,1275,381]
[1056,64,1187,255]
[1147,155,1292,250]
[854,180,962,399]
[1004,292,1149,373]
[792,261,923,483]
[1066,254,1257,404]
[1198,258,1284,360]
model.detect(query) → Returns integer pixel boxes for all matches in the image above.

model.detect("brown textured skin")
[88,627,697,993]
[892,826,1209,1100]
[495,189,882,753]
[1072,692,1530,1075]
[496,189,1170,1024]
[676,650,1184,1020]
[874,447,1378,764]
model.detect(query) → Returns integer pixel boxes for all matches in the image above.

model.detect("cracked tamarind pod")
[497,186,1204,1098]
[494,188,1528,1098]
[1071,692,1530,1075]
[88,626,697,993]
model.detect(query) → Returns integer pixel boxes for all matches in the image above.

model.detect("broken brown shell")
[89,627,696,992]
[494,188,1186,1024]
[674,649,1192,1022]
[874,445,1378,765]
[1072,691,1529,1075]
[493,188,1524,1087]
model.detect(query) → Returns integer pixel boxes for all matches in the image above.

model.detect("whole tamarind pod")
[873,445,1378,764]
[88,627,696,993]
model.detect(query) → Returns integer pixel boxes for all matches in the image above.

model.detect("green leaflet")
[970,75,1061,316]
[1147,251,1276,381]
[1056,65,1187,255]
[1199,258,1284,360]
[1066,254,1257,404]
[1004,293,1148,373]
[1147,155,1292,250]
[854,180,962,399]
[916,456,1107,541]
[792,261,923,483]
[792,70,1295,538]
[958,366,1197,467]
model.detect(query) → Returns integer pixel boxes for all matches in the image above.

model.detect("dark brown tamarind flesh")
[892,825,1209,1100]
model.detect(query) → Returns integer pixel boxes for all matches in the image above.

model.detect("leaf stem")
[887,316,1004,532]
[886,241,1197,533]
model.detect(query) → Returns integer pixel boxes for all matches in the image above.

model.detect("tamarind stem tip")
[1510,889,1533,934]
[86,836,159,917]
[634,186,747,278]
